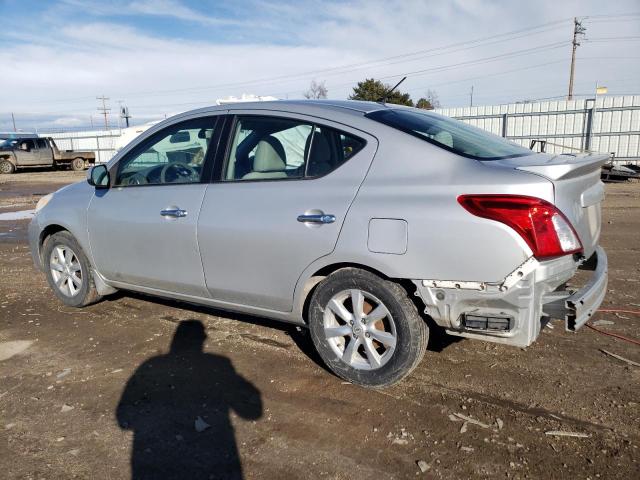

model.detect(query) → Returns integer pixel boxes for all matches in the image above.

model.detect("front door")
[198,113,377,312]
[87,115,221,297]
[14,139,40,166]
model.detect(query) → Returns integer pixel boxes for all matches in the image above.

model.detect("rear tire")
[308,268,428,388]
[43,231,101,307]
[0,160,15,174]
[71,158,85,171]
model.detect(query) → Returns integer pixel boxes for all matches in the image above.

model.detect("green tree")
[349,78,414,106]
[416,89,441,110]
[416,98,434,110]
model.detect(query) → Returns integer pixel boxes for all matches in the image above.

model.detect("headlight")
[35,193,53,213]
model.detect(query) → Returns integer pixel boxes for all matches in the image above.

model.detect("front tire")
[0,159,15,174]
[308,268,428,388]
[43,231,101,307]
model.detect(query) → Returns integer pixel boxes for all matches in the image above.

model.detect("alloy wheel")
[49,245,83,297]
[323,289,397,370]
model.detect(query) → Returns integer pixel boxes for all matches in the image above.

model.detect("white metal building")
[435,95,640,163]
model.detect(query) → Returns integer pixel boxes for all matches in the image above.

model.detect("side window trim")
[210,115,234,183]
[216,113,367,183]
[109,115,221,188]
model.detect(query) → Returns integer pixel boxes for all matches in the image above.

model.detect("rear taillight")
[457,194,582,259]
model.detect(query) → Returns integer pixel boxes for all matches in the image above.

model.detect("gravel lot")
[0,170,638,479]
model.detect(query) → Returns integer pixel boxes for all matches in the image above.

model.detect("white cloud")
[1,0,639,130]
[59,0,246,26]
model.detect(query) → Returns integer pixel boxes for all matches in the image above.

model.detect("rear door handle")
[297,213,335,224]
[160,208,188,218]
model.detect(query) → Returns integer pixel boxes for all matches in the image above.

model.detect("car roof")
[185,99,394,118]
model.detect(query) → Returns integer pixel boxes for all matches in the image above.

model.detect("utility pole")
[96,95,111,130]
[11,113,16,132]
[470,86,474,107]
[568,17,586,100]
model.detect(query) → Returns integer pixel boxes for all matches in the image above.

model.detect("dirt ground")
[0,170,638,479]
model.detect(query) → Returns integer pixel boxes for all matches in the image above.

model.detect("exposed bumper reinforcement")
[565,246,608,331]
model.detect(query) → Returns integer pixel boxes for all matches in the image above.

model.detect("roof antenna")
[377,76,407,104]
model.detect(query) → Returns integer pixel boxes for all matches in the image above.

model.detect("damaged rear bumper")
[544,247,608,331]
[412,247,608,347]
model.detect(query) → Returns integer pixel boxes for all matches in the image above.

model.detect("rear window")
[367,109,532,160]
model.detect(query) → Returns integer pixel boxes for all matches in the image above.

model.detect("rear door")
[87,115,222,297]
[197,112,377,312]
[36,138,52,165]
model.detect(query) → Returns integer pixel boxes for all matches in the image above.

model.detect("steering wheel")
[160,162,199,184]
[124,172,148,186]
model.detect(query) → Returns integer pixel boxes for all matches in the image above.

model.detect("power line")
[116,19,571,99]
[292,42,570,97]
[585,36,640,42]
[13,18,573,108]
[121,42,570,110]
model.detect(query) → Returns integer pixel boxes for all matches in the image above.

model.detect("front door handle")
[160,208,188,218]
[297,213,335,224]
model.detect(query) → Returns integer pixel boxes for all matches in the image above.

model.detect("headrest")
[253,136,286,172]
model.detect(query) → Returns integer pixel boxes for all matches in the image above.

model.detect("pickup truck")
[0,137,95,174]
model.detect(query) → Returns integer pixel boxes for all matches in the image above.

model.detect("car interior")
[114,117,365,186]
[226,119,363,181]
[116,127,212,186]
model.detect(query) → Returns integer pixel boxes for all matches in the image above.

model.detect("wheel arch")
[38,224,69,265]
[296,261,418,324]
[0,155,17,171]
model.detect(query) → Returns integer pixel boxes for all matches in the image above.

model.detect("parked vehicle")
[0,137,95,174]
[28,100,608,387]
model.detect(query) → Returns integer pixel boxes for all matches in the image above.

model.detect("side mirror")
[87,164,110,189]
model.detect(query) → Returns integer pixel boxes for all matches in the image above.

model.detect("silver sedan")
[29,100,608,387]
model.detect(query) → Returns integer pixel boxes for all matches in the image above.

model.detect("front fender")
[31,181,95,268]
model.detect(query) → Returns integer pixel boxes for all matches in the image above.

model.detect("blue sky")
[1,0,639,130]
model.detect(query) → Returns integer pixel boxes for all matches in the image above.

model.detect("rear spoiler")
[516,153,610,180]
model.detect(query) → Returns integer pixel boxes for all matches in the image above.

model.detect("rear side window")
[367,109,532,160]
[224,116,366,181]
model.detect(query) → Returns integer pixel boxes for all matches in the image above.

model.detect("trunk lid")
[486,153,609,258]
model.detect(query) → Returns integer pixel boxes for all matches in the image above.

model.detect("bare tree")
[303,80,328,99]
[426,89,441,109]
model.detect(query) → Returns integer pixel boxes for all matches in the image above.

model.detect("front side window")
[224,116,366,181]
[19,139,35,151]
[114,117,217,186]
[367,109,532,160]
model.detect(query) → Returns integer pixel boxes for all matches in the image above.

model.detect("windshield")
[0,139,15,148]
[367,108,533,160]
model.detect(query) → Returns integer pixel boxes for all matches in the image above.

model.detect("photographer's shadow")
[116,320,262,480]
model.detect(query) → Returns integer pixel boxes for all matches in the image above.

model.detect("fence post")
[584,98,595,152]
[501,113,508,138]
[96,136,101,164]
